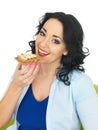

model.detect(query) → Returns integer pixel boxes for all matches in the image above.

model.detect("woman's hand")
[12,62,41,89]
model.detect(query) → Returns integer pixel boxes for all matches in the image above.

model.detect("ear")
[63,51,68,56]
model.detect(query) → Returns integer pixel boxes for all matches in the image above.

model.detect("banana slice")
[15,53,41,65]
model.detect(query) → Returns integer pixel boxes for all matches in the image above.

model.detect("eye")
[39,30,45,36]
[51,39,60,44]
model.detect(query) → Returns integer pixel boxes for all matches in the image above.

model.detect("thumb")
[16,63,23,70]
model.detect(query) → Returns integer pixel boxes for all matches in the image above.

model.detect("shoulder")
[69,70,93,87]
[69,70,96,102]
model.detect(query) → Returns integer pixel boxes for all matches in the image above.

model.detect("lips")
[38,48,49,57]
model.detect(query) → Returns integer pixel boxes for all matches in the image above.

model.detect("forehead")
[43,18,63,36]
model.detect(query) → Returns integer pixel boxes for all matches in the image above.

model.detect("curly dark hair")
[28,12,89,85]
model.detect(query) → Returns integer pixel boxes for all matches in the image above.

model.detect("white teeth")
[39,49,48,54]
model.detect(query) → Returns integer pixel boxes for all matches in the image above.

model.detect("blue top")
[17,84,48,130]
[7,70,98,130]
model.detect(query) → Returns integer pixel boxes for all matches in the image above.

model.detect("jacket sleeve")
[73,74,98,130]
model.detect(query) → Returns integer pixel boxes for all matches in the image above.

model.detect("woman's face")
[35,18,68,65]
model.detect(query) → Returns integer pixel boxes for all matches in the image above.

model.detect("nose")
[39,37,50,47]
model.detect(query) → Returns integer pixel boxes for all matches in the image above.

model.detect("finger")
[16,63,41,87]
[23,64,36,78]
[33,62,41,77]
[18,70,35,86]
[22,63,40,80]
[15,63,22,71]
[21,74,35,86]
[20,63,36,75]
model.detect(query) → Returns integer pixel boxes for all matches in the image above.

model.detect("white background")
[0,0,98,99]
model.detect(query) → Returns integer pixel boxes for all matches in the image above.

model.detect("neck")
[38,63,61,77]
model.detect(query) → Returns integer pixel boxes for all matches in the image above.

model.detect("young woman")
[0,12,98,130]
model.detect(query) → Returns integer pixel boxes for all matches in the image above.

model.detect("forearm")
[0,63,40,128]
[0,80,23,128]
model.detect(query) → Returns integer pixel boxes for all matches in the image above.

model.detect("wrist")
[9,80,23,93]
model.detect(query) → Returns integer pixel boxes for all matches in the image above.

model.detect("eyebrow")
[42,27,63,41]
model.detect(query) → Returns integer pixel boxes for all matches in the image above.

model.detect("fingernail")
[36,62,41,67]
[28,64,33,67]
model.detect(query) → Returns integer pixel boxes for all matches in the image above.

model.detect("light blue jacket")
[7,70,98,130]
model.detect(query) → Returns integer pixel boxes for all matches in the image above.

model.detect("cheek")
[51,46,65,56]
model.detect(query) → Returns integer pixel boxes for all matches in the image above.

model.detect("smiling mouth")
[38,48,49,57]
